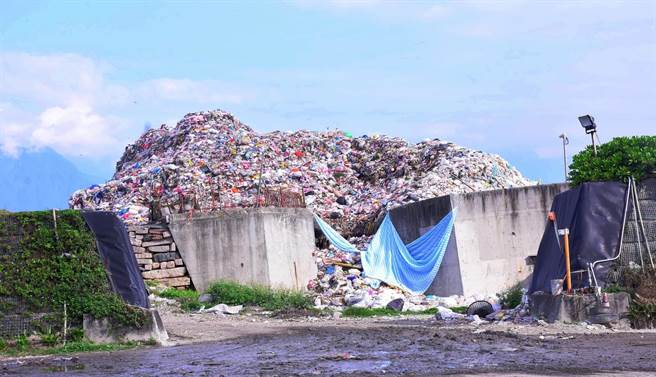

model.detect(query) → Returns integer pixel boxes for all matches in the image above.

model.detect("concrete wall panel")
[169,208,315,292]
[390,183,568,297]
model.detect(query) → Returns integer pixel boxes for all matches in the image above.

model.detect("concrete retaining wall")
[391,183,569,297]
[168,208,317,292]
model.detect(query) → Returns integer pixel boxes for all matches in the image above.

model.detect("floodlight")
[578,115,596,134]
[578,114,599,156]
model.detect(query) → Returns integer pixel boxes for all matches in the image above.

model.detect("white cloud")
[0,52,252,158]
[0,52,127,106]
[31,103,127,157]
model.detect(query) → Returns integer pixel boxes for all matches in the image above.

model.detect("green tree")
[569,136,656,185]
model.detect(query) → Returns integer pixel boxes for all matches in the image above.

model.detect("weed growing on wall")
[0,210,146,338]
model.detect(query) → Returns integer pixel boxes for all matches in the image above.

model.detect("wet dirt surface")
[3,317,656,376]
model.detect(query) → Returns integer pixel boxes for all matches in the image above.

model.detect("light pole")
[578,115,598,156]
[559,133,569,181]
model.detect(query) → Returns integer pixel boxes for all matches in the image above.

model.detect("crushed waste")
[70,109,535,311]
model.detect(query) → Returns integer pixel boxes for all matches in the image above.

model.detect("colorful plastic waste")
[70,109,532,232]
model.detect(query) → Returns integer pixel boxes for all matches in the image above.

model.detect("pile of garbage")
[70,109,533,233]
[309,235,499,311]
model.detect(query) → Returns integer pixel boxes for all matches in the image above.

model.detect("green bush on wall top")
[569,136,656,186]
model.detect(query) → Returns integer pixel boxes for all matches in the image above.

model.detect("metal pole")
[591,131,598,156]
[630,183,645,270]
[559,133,569,180]
[632,179,654,268]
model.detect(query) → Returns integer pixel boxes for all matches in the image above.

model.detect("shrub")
[497,283,523,309]
[606,266,656,329]
[205,281,312,311]
[569,136,656,186]
[68,328,85,342]
[629,296,656,329]
[40,328,59,347]
[159,288,201,311]
[15,335,29,352]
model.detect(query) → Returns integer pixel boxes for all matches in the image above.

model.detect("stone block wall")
[128,224,192,289]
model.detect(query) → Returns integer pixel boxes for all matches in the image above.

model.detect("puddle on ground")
[319,359,392,373]
[41,360,86,373]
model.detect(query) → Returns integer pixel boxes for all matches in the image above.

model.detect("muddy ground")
[2,310,656,376]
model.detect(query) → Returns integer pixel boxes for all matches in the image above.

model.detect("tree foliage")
[569,136,656,185]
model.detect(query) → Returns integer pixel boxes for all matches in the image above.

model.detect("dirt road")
[2,312,656,376]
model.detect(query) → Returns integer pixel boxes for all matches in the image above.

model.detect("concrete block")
[142,267,186,279]
[160,277,191,287]
[130,239,142,247]
[134,253,153,259]
[529,292,630,323]
[132,246,146,253]
[152,262,160,269]
[142,239,171,247]
[84,308,168,344]
[128,226,149,235]
[136,258,152,265]
[153,252,179,263]
[166,261,175,268]
[148,245,171,252]
[170,243,176,251]
[175,258,183,266]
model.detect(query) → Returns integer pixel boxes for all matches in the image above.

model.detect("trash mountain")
[70,109,533,234]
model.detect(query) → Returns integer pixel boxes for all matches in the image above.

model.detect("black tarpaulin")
[82,211,149,308]
[529,182,628,294]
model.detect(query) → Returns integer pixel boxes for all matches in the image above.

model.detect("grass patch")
[450,306,468,314]
[205,280,312,311]
[159,288,201,311]
[341,307,437,318]
[603,283,627,293]
[0,340,146,357]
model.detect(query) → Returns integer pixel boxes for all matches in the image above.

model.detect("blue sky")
[1,0,655,183]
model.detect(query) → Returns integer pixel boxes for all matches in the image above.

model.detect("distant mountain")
[0,148,103,212]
